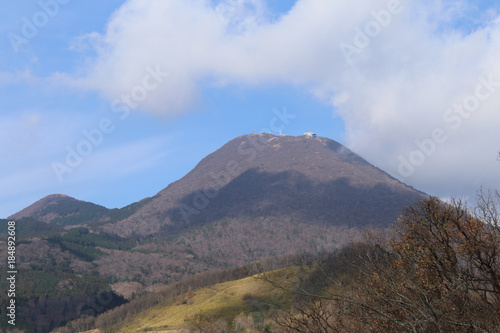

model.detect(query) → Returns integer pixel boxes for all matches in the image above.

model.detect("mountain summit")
[100,133,425,238]
[8,194,109,224]
[5,134,427,321]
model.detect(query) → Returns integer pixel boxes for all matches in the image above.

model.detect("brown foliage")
[187,285,194,299]
[186,313,227,333]
[272,298,368,333]
[357,196,500,332]
[272,193,500,332]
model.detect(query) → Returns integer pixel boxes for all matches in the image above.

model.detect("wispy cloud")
[67,135,174,182]
[0,70,39,86]
[0,124,174,217]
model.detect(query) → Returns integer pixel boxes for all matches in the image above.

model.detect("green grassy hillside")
[80,266,303,333]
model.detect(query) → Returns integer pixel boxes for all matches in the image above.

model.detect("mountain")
[4,133,427,332]
[8,193,155,227]
[8,134,426,272]
[100,133,424,237]
[8,134,426,269]
[8,194,110,226]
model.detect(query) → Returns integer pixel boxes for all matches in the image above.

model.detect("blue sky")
[1,0,500,218]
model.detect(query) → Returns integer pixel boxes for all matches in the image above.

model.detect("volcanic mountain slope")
[3,134,428,299]
[3,134,428,332]
[8,194,109,225]
[9,193,155,227]
[101,133,425,238]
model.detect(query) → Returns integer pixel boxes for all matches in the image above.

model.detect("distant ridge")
[9,194,109,225]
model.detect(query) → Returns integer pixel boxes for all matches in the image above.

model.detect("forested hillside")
[66,191,500,333]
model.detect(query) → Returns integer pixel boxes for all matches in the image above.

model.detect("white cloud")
[68,0,500,199]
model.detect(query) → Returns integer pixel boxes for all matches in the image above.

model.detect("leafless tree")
[267,195,500,332]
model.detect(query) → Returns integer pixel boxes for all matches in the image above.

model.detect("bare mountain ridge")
[3,134,427,332]
[5,133,428,289]
[10,134,425,238]
[99,133,425,237]
[9,194,109,224]
[8,193,153,227]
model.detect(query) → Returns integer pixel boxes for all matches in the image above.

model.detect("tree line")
[269,189,500,332]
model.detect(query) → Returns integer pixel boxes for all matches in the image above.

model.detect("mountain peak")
[43,193,72,201]
[8,193,108,225]
[9,194,73,220]
[101,133,425,237]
